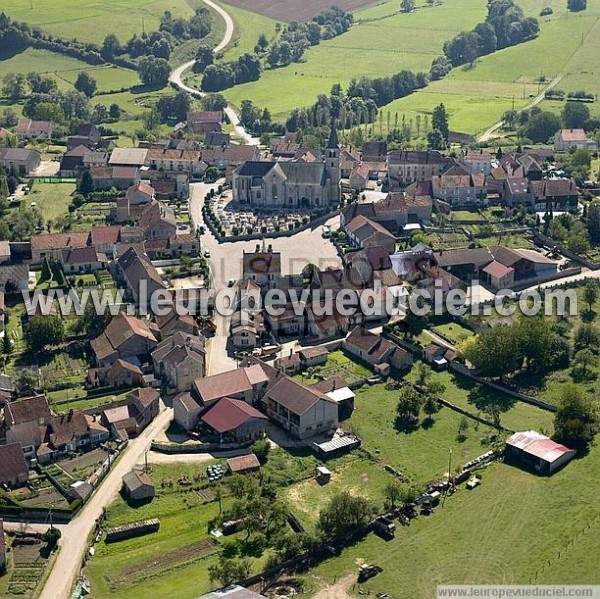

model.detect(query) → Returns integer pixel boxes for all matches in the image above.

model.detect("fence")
[448,362,557,412]
[32,177,77,184]
[531,229,600,270]
[201,205,338,244]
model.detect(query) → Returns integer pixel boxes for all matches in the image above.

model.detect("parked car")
[227,278,236,287]
[358,564,383,583]
[203,249,211,258]
[466,474,482,490]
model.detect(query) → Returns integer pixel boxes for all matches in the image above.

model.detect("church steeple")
[325,120,340,204]
[327,121,339,149]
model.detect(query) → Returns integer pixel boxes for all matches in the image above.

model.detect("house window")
[271,184,278,200]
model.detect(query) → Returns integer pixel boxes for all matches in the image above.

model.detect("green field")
[307,447,600,597]
[219,2,279,60]
[0,49,139,92]
[405,366,555,433]
[85,462,273,599]
[2,0,196,45]
[347,383,499,482]
[26,181,75,223]
[225,0,486,118]
[221,0,600,134]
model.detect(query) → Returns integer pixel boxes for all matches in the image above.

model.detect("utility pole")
[442,447,452,507]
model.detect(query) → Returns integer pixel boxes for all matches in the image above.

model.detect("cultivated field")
[221,0,380,22]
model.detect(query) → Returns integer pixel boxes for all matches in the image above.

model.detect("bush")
[251,439,270,464]
[539,6,553,15]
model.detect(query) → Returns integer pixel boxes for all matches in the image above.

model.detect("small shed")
[315,466,331,484]
[325,386,356,420]
[123,469,155,501]
[227,453,261,475]
[312,434,361,458]
[374,362,391,378]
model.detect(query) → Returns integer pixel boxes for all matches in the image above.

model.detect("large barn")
[505,431,576,475]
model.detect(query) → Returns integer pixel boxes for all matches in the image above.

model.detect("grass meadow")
[306,447,600,597]
[223,0,600,134]
[1,0,196,45]
[225,0,486,118]
[26,181,75,222]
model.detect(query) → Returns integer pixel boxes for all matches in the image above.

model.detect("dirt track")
[220,0,378,22]
[310,575,356,599]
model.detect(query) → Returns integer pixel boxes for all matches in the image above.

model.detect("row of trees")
[458,314,571,379]
[442,0,539,68]
[283,70,428,133]
[0,13,109,67]
[201,53,261,92]
[266,8,353,69]
[238,100,284,137]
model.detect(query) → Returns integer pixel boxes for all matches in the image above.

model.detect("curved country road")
[478,73,564,143]
[169,0,259,145]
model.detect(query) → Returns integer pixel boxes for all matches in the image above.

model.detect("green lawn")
[306,446,600,597]
[347,384,499,483]
[428,322,473,346]
[26,181,75,224]
[405,366,555,433]
[294,349,372,385]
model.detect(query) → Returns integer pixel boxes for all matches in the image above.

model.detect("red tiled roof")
[227,453,261,473]
[482,260,514,279]
[201,397,267,433]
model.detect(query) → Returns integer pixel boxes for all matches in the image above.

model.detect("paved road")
[478,73,564,143]
[38,404,173,599]
[188,181,342,375]
[168,0,259,145]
